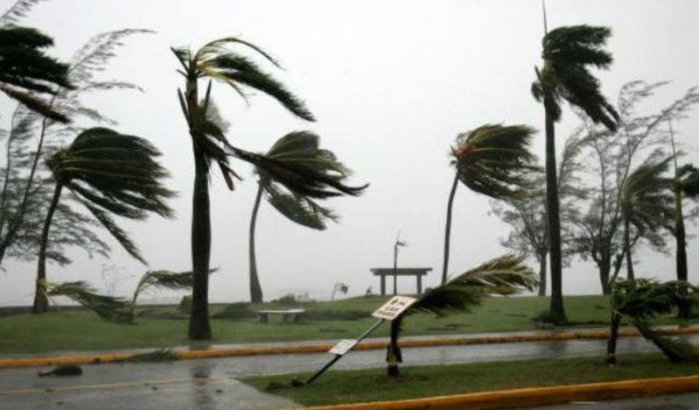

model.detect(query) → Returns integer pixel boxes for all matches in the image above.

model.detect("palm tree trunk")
[32,183,62,314]
[441,172,459,285]
[187,75,212,340]
[248,183,264,303]
[538,251,547,297]
[543,101,567,324]
[675,189,690,319]
[624,215,634,280]
[386,315,403,377]
[605,311,622,365]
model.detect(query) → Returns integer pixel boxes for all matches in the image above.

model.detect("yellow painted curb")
[285,373,699,410]
[1,326,697,370]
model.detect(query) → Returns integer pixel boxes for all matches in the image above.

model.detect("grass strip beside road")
[242,353,699,407]
[1,326,698,369]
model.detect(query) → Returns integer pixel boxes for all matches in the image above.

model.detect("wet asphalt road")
[1,333,698,409]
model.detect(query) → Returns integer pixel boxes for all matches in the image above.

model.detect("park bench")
[255,308,306,323]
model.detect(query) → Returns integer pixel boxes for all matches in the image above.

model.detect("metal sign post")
[303,296,417,385]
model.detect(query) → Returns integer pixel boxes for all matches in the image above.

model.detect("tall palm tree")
[248,131,366,303]
[0,26,72,122]
[32,127,174,313]
[619,158,675,280]
[388,254,537,376]
[441,124,536,284]
[531,25,619,324]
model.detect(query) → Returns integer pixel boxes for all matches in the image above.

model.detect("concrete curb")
[284,374,699,410]
[1,326,698,369]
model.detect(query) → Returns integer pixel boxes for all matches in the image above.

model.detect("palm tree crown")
[532,25,619,131]
[451,124,537,199]
[0,26,73,122]
[620,158,675,237]
[47,127,174,262]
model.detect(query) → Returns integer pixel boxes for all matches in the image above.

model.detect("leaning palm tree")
[388,254,537,376]
[248,131,366,303]
[32,127,174,313]
[619,158,675,279]
[441,124,536,284]
[606,278,698,365]
[531,24,619,324]
[0,26,72,122]
[174,37,369,340]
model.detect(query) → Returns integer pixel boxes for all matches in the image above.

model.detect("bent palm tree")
[441,124,536,284]
[32,127,174,313]
[619,158,675,279]
[532,25,619,324]
[0,26,72,122]
[248,131,366,303]
[389,254,537,376]
[606,278,698,365]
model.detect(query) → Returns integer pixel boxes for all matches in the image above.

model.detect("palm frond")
[621,157,675,234]
[678,163,699,198]
[132,270,198,303]
[47,281,131,323]
[537,25,618,131]
[410,254,537,316]
[451,124,538,200]
[0,0,46,25]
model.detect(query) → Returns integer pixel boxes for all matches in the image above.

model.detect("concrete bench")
[255,309,306,323]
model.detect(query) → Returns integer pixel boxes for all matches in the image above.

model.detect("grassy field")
[242,353,699,406]
[0,295,694,354]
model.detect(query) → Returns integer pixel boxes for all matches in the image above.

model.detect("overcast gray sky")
[1,0,698,305]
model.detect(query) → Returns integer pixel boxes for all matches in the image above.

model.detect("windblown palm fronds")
[246,131,367,302]
[532,25,620,131]
[621,158,676,236]
[415,254,537,316]
[386,254,536,377]
[442,124,537,284]
[678,164,699,198]
[47,281,131,323]
[0,26,72,122]
[33,128,174,313]
[607,278,699,364]
[451,124,538,200]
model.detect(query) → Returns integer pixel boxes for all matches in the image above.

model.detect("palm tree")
[32,127,174,313]
[531,25,619,324]
[388,254,537,376]
[441,124,536,284]
[619,158,675,280]
[606,278,697,365]
[0,26,72,122]
[248,131,366,303]
[668,121,699,318]
[174,37,370,340]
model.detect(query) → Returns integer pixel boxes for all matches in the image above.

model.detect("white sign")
[371,296,418,320]
[329,339,358,356]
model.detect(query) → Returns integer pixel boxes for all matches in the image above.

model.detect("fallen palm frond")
[122,348,178,363]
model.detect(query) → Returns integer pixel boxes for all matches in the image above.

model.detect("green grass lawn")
[242,353,699,406]
[0,295,694,355]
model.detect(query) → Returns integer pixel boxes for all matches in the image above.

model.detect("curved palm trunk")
[623,215,635,280]
[543,102,567,324]
[32,182,63,314]
[386,315,404,377]
[441,172,459,285]
[537,251,547,297]
[248,183,264,303]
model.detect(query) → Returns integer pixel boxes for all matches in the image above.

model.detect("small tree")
[330,282,348,301]
[386,254,537,376]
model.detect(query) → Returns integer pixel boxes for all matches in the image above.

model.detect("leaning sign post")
[304,295,417,385]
